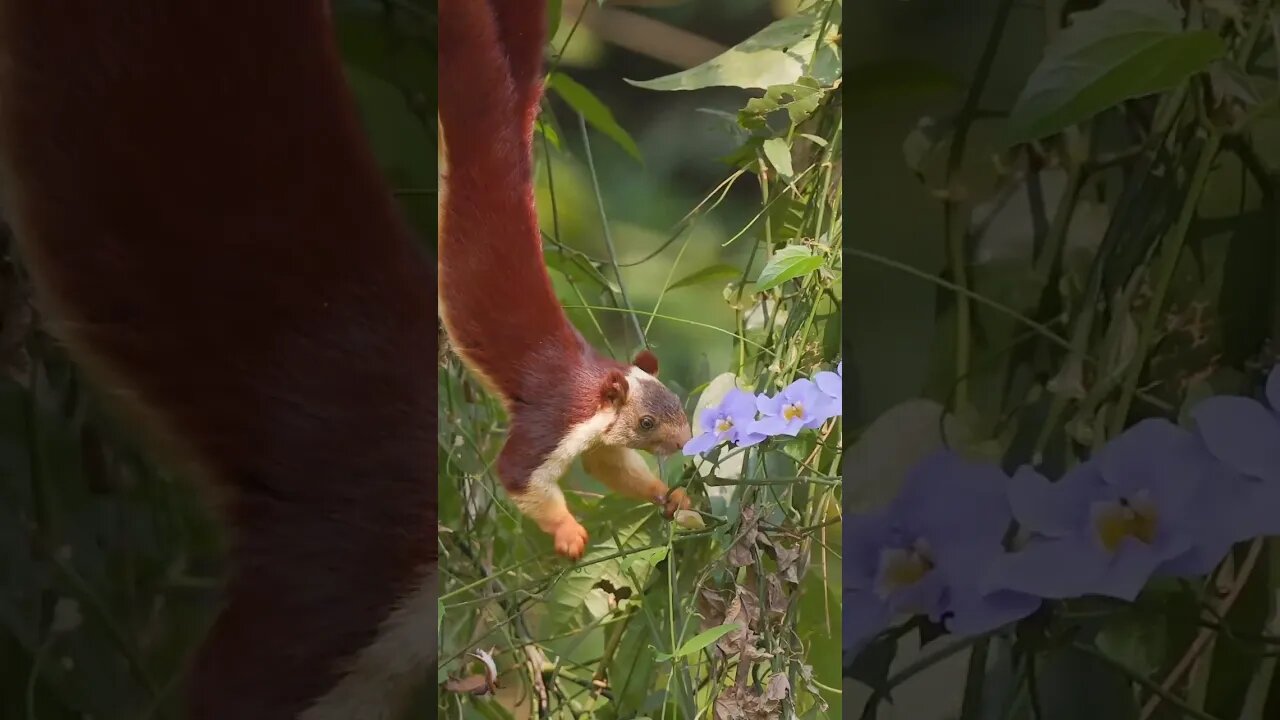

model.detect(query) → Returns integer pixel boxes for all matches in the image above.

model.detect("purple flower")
[751,378,837,438]
[1189,363,1280,540]
[813,361,842,411]
[985,419,1244,602]
[844,450,1040,655]
[683,388,764,456]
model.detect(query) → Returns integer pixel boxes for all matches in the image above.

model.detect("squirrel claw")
[553,517,589,560]
[661,488,691,519]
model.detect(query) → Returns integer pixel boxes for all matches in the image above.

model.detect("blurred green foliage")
[437,0,843,717]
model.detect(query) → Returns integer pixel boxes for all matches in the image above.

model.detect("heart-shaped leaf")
[1006,0,1225,143]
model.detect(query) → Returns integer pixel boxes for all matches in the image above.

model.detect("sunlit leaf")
[626,9,840,92]
[756,245,822,291]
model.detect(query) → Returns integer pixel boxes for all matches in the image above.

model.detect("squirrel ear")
[600,369,630,408]
[633,349,659,376]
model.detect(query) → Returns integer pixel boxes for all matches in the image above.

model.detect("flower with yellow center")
[750,377,837,438]
[782,402,805,422]
[989,418,1226,603]
[874,539,935,604]
[845,450,1040,654]
[1091,494,1158,552]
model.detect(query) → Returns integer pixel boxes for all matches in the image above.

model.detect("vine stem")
[1076,643,1224,720]
[1108,128,1222,436]
[578,112,647,349]
[942,0,1018,410]
[1030,80,1189,462]
[1138,537,1263,719]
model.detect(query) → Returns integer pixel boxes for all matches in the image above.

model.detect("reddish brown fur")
[438,0,643,488]
[0,2,436,718]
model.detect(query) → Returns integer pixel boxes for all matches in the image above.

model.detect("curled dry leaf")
[798,663,828,711]
[766,575,788,618]
[726,507,761,567]
[714,679,788,719]
[698,587,728,630]
[715,587,773,663]
[764,672,790,701]
[768,539,802,584]
[716,592,752,656]
[443,647,500,696]
[442,674,493,696]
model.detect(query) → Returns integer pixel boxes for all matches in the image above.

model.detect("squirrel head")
[596,350,692,457]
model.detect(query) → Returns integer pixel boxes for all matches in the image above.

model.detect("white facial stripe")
[625,365,658,404]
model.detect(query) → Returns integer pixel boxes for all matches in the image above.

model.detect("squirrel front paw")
[661,488,691,519]
[552,517,589,560]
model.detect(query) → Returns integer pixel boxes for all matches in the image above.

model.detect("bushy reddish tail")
[438,0,576,401]
[0,2,437,718]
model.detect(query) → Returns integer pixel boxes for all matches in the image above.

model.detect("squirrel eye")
[640,416,656,431]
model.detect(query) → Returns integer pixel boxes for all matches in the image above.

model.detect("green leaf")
[1096,610,1166,677]
[668,263,741,291]
[547,72,643,162]
[625,9,840,92]
[762,137,794,177]
[1006,0,1226,143]
[543,247,620,294]
[654,622,741,661]
[756,245,822,291]
[740,77,827,130]
[534,118,561,149]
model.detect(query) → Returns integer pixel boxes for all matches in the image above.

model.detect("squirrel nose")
[673,423,692,450]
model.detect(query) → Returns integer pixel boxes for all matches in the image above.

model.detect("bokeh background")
[0,1,842,719]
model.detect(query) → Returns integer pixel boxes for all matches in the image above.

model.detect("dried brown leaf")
[443,674,492,696]
[764,672,790,701]
[727,507,761,567]
[766,575,788,617]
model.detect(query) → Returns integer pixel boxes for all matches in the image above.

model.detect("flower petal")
[1191,396,1280,483]
[1268,364,1280,412]
[756,392,782,416]
[1092,541,1163,601]
[845,513,893,588]
[844,589,893,654]
[1094,418,1203,519]
[749,416,790,437]
[722,389,759,418]
[683,431,721,456]
[983,536,1108,599]
[896,451,1012,546]
[888,568,947,619]
[1229,475,1280,539]
[734,429,769,448]
[814,370,841,399]
[1006,463,1102,538]
[696,407,720,434]
[944,589,1041,637]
